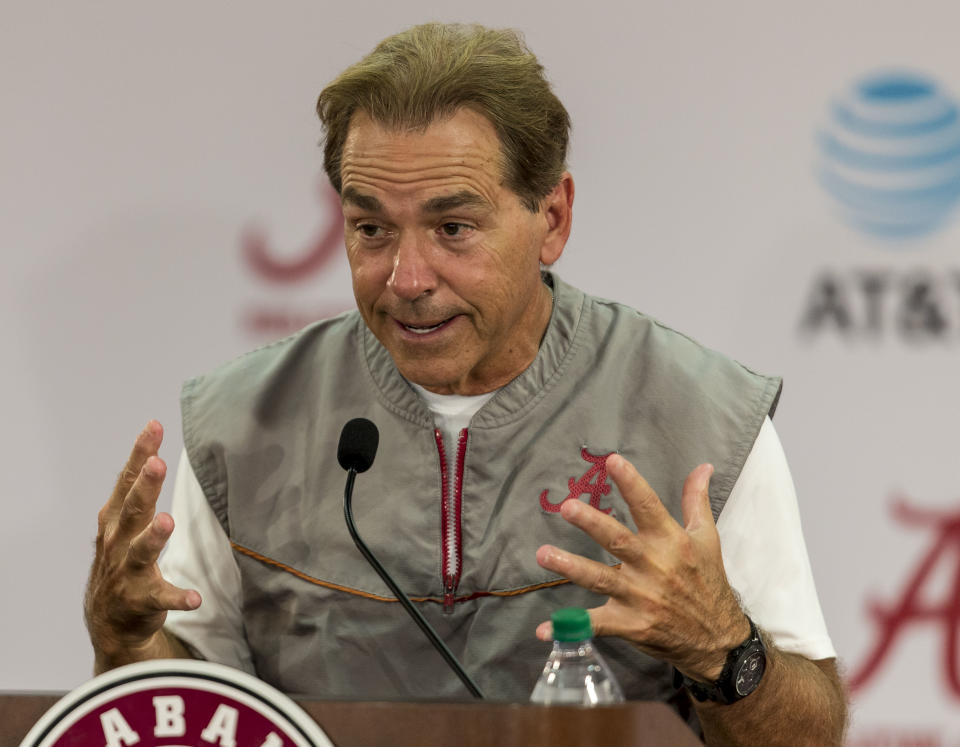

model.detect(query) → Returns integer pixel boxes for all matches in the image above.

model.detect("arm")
[90,628,195,676]
[84,421,201,674]
[535,457,848,746]
[696,652,846,746]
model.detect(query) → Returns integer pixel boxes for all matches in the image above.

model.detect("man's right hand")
[84,420,201,673]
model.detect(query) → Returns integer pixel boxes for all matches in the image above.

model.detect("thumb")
[535,606,609,642]
[681,463,715,532]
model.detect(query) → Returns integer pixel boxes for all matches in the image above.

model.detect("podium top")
[1,692,702,746]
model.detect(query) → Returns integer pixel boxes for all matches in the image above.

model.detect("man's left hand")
[535,455,750,683]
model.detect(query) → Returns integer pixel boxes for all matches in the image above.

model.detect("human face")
[340,108,571,395]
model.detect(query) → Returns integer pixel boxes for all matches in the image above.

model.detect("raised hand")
[84,421,200,672]
[535,455,749,683]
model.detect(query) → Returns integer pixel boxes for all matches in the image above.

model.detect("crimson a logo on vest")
[800,70,960,343]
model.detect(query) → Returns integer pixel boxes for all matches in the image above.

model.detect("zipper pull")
[443,580,456,614]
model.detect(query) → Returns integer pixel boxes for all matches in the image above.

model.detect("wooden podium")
[1,692,702,746]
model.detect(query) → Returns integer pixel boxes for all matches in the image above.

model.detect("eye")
[356,223,384,238]
[439,222,471,237]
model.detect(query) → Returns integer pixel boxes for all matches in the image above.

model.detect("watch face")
[735,649,766,696]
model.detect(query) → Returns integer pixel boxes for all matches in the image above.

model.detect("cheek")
[346,245,390,302]
[348,262,381,311]
[486,237,542,293]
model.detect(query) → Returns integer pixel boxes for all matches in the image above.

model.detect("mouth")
[395,316,458,336]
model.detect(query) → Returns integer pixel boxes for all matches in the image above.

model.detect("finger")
[151,580,203,613]
[681,463,715,532]
[536,544,626,599]
[558,498,643,564]
[605,454,676,534]
[105,421,164,519]
[584,606,628,640]
[126,512,175,568]
[114,455,166,543]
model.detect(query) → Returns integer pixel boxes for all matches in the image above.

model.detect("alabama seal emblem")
[20,660,333,747]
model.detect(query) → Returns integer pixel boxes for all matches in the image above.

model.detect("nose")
[387,233,437,301]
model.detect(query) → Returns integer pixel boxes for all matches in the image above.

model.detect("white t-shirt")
[160,398,836,673]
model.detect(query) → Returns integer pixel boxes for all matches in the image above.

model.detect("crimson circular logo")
[21,660,333,747]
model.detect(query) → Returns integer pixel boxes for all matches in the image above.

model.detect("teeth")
[404,321,444,334]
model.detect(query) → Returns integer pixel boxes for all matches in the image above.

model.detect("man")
[85,23,847,743]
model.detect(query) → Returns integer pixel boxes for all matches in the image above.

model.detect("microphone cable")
[339,418,484,699]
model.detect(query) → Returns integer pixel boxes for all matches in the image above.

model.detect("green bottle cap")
[551,608,593,642]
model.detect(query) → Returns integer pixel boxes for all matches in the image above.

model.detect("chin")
[400,368,457,391]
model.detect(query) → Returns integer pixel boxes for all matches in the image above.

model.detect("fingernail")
[702,463,715,486]
[541,548,564,569]
[144,457,162,478]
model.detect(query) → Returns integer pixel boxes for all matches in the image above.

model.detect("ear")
[539,172,574,266]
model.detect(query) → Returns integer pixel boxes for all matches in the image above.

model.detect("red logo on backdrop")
[240,180,352,339]
[22,660,332,746]
[850,497,960,698]
[242,183,343,284]
[540,448,615,514]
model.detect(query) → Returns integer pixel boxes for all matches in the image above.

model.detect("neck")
[421,277,554,396]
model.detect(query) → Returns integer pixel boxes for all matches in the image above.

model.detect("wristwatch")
[674,617,767,705]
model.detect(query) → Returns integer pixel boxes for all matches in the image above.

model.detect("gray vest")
[181,274,781,710]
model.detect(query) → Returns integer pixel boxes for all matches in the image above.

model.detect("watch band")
[674,616,767,705]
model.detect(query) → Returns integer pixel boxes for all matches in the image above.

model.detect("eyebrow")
[341,187,383,212]
[341,186,491,215]
[421,190,491,213]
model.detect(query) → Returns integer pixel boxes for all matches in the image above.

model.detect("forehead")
[339,108,506,204]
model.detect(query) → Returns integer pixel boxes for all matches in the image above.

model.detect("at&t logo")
[800,69,960,343]
[818,70,960,238]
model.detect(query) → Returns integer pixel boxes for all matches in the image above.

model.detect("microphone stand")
[343,469,484,699]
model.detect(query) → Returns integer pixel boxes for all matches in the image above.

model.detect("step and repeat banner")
[3,2,958,741]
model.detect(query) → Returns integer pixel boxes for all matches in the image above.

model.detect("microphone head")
[337,418,379,473]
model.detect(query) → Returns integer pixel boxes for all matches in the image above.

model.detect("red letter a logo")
[849,497,960,698]
[540,449,615,514]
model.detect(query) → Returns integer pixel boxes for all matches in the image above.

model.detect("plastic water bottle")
[530,608,625,705]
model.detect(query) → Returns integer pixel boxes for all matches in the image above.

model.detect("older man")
[85,23,846,743]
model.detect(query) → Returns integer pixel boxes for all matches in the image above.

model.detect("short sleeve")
[716,418,836,660]
[159,448,256,674]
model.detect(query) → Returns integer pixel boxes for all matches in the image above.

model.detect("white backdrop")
[4,2,959,741]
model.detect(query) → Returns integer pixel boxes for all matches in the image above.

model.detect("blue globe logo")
[817,70,960,238]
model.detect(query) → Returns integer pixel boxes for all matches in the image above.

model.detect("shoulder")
[553,275,783,515]
[178,309,367,529]
[182,309,363,404]
[179,310,365,499]
[562,277,782,411]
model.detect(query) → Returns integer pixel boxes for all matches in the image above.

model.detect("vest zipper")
[435,428,468,614]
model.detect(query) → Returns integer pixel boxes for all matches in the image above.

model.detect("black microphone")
[337,418,379,472]
[337,418,484,699]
